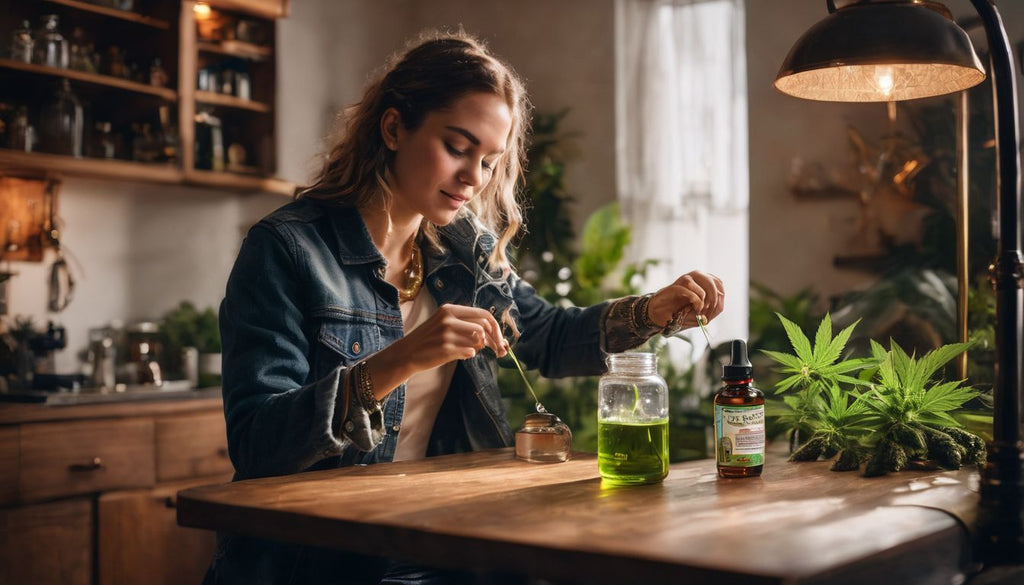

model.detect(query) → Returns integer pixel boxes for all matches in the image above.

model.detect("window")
[615,0,749,355]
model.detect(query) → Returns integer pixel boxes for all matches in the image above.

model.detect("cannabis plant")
[765,313,989,476]
[859,339,986,476]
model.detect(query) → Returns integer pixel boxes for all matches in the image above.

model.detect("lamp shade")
[774,0,986,102]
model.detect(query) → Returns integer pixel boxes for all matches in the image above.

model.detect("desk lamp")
[774,0,1023,564]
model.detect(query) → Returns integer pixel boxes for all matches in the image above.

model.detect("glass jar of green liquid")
[598,352,669,485]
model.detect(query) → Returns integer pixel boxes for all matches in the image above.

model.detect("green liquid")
[598,420,669,485]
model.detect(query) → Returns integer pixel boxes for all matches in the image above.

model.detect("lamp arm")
[969,0,1024,566]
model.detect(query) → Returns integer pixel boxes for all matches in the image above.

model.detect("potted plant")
[160,301,222,388]
[765,313,988,476]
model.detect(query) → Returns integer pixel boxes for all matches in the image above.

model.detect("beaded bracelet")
[633,293,660,331]
[352,361,381,413]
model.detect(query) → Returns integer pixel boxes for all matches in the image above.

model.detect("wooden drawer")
[156,412,233,482]
[19,418,156,502]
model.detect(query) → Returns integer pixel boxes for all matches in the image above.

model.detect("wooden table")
[177,449,980,584]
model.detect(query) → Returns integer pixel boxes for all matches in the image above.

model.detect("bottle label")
[714,404,765,467]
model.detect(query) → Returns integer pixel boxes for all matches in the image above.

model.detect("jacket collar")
[324,204,384,265]
[322,202,483,274]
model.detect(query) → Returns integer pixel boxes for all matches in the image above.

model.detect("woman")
[212,31,724,585]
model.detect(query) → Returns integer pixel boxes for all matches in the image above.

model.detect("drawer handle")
[68,457,104,472]
[217,447,229,458]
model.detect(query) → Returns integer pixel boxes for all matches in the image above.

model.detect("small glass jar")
[515,412,572,463]
[598,352,669,485]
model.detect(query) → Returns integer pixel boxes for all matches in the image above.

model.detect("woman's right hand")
[364,304,507,400]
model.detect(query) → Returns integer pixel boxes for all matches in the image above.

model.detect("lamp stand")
[970,0,1024,566]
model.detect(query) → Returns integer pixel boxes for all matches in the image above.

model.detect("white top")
[392,292,457,462]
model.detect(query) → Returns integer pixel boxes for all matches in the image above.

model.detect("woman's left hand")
[646,270,725,332]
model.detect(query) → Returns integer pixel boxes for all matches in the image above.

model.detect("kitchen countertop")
[0,387,223,424]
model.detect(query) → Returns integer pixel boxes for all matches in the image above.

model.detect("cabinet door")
[98,480,224,585]
[0,498,92,585]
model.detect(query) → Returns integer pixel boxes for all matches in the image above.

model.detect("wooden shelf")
[0,58,177,101]
[0,149,182,184]
[197,40,272,61]
[195,90,270,112]
[186,169,293,195]
[41,0,172,29]
[205,0,291,20]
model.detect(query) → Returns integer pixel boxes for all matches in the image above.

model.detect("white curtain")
[615,0,749,358]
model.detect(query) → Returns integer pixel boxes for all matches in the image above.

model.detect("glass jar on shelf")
[10,20,34,63]
[38,80,84,157]
[34,15,69,69]
[8,106,36,152]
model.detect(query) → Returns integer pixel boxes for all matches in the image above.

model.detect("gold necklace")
[398,239,423,302]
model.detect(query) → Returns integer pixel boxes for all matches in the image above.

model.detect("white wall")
[747,0,1024,305]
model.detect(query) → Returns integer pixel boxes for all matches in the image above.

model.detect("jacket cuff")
[601,295,663,354]
[333,364,385,452]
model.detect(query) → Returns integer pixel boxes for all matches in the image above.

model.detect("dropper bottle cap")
[723,339,753,381]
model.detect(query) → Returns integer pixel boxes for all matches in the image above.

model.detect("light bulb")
[874,65,895,98]
[194,3,212,19]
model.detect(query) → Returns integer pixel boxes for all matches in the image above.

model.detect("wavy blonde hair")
[297,31,530,270]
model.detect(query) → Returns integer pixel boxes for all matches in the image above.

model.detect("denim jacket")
[209,199,659,584]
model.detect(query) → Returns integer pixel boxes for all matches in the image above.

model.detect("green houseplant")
[160,301,222,387]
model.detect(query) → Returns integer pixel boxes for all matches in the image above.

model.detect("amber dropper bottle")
[714,340,765,478]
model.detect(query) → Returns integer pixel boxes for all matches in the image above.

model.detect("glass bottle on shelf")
[9,106,36,152]
[157,105,178,162]
[10,20,34,63]
[69,27,96,73]
[89,121,117,159]
[194,109,224,171]
[34,15,69,69]
[149,58,169,87]
[38,80,84,157]
[132,123,159,162]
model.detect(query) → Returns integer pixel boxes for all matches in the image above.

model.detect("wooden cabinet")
[0,0,292,195]
[0,498,92,585]
[98,479,218,585]
[0,396,232,585]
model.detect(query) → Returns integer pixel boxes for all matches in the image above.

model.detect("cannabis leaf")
[762,313,872,394]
